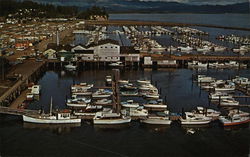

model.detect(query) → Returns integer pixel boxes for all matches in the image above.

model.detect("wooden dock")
[0,106,39,116]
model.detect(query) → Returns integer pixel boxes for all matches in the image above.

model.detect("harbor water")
[0,68,250,157]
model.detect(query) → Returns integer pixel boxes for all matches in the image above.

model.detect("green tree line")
[0,0,108,19]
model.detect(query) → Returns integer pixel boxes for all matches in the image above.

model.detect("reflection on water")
[23,122,81,134]
[94,123,131,131]
[141,123,171,133]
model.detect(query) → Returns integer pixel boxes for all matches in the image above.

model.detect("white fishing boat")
[125,107,148,117]
[121,91,138,96]
[95,99,112,105]
[106,76,112,85]
[209,92,233,100]
[71,91,92,96]
[143,100,167,110]
[92,89,113,98]
[109,62,124,67]
[118,80,129,84]
[93,111,131,125]
[143,93,160,99]
[137,80,151,84]
[197,75,215,83]
[66,98,91,108]
[180,112,212,125]
[120,83,137,90]
[65,63,77,70]
[195,106,221,118]
[141,110,171,124]
[23,98,81,124]
[141,116,172,125]
[232,76,250,85]
[196,46,211,52]
[121,100,140,108]
[219,114,250,126]
[220,98,239,106]
[71,83,93,91]
[213,46,226,52]
[214,84,235,92]
[229,109,250,117]
[178,46,193,52]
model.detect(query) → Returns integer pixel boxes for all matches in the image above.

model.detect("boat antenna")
[50,97,53,116]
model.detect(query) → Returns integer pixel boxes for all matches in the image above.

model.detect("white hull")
[141,118,171,125]
[92,94,111,98]
[143,104,167,109]
[23,115,81,124]
[66,103,88,108]
[180,118,211,125]
[93,118,131,124]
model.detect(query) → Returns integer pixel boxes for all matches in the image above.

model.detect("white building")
[73,39,120,62]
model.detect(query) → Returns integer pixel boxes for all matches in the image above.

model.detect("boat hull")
[141,118,171,125]
[180,119,211,125]
[23,115,81,124]
[93,118,131,125]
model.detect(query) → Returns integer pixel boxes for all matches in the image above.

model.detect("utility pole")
[1,58,5,80]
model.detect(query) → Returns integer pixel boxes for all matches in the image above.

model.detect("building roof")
[87,39,119,48]
[120,46,140,54]
[47,43,73,52]
[75,50,94,54]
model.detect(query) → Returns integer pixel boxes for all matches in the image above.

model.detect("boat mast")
[50,97,53,116]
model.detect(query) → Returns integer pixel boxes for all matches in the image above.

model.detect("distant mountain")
[20,0,250,13]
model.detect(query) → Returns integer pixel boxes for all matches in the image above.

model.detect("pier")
[0,60,46,106]
[85,20,250,31]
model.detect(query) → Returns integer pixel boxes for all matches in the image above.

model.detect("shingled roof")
[87,39,120,48]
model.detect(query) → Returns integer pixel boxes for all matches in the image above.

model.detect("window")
[111,47,113,48]
[105,57,107,59]
[115,47,118,48]
[105,47,107,48]
[88,57,90,59]
[100,47,103,48]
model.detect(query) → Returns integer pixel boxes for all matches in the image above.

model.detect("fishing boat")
[105,76,112,85]
[209,92,233,100]
[66,98,91,108]
[197,75,215,83]
[143,100,167,110]
[92,89,113,98]
[65,63,77,71]
[23,98,81,124]
[124,107,148,117]
[121,100,140,108]
[229,109,250,117]
[219,115,250,126]
[180,112,212,125]
[143,92,160,99]
[137,80,151,85]
[74,105,103,116]
[120,83,137,90]
[118,80,129,84]
[214,84,235,92]
[121,91,138,96]
[195,106,221,118]
[141,111,172,125]
[109,62,124,67]
[220,98,239,106]
[93,111,131,125]
[95,99,112,105]
[71,83,93,91]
